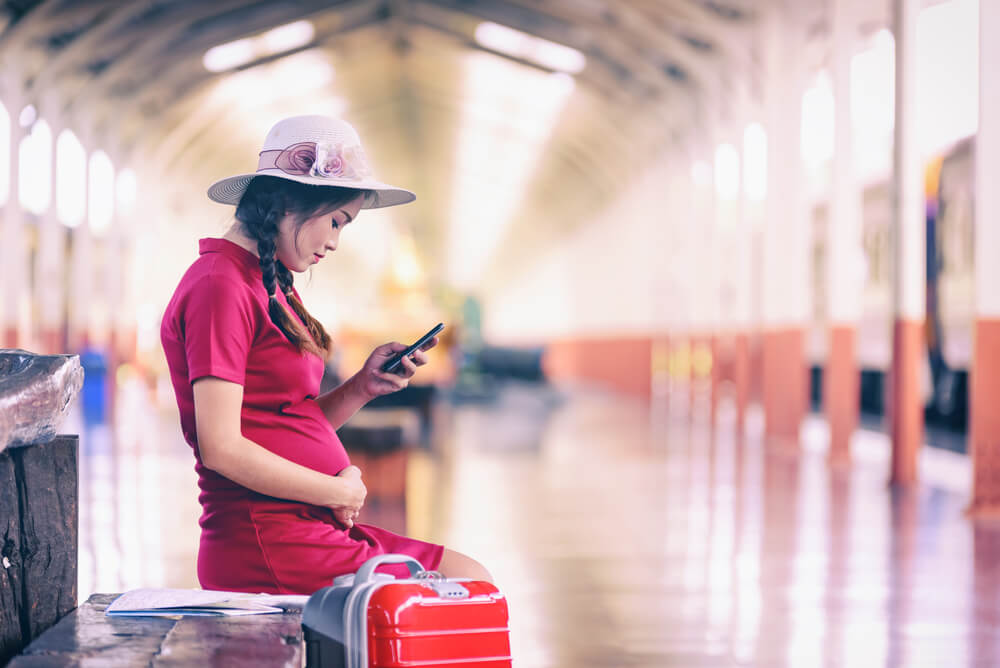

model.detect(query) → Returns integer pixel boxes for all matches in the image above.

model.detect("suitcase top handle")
[354,554,425,584]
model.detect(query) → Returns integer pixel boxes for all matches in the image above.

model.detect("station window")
[19,118,52,215]
[56,129,86,227]
[88,150,114,236]
[800,71,834,167]
[714,143,740,201]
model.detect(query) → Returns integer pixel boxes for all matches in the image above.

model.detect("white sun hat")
[206,115,415,209]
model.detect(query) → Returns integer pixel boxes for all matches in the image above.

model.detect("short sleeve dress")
[160,238,443,594]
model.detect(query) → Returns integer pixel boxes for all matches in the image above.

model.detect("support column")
[889,0,925,486]
[825,0,864,464]
[1,84,25,348]
[67,129,92,352]
[36,104,65,355]
[761,5,810,450]
[668,163,697,417]
[732,91,755,438]
[687,152,714,419]
[712,124,745,432]
[968,0,1000,517]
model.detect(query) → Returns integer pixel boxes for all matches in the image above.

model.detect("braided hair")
[234,176,368,357]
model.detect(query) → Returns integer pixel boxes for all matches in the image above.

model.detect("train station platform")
[69,378,999,667]
[0,1,996,665]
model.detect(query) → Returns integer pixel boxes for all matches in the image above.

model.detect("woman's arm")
[315,373,376,431]
[315,338,438,430]
[192,377,366,515]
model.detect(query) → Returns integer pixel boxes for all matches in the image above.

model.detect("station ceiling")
[0,0,858,294]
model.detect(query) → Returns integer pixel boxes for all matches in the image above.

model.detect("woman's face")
[275,194,364,272]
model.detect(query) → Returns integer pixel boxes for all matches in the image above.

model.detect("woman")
[160,115,490,594]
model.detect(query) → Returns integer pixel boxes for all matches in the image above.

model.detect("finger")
[381,341,408,354]
[376,370,410,388]
[409,349,428,366]
[418,336,439,352]
[399,354,418,376]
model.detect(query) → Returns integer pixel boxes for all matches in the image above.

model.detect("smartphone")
[380,323,445,374]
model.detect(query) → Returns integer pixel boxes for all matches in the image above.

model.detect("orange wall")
[543,337,654,397]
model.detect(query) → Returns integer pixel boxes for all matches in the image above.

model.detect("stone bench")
[9,594,304,666]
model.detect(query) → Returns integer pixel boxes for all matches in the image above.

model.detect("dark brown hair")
[234,176,369,357]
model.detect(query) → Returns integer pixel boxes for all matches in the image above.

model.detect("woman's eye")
[331,219,341,229]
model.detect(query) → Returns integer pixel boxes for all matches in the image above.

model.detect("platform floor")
[70,378,1000,667]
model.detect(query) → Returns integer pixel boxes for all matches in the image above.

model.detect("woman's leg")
[437,548,493,583]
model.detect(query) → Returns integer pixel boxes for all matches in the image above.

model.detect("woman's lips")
[313,253,324,263]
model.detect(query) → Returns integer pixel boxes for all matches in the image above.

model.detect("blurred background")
[2,0,1000,665]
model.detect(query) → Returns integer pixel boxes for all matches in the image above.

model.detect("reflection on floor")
[70,378,1000,667]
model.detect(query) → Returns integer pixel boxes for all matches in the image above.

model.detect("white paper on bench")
[105,588,310,616]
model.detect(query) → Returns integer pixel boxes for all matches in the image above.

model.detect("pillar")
[35,101,65,355]
[731,89,755,437]
[761,4,810,449]
[712,118,746,432]
[888,0,924,486]
[824,0,864,464]
[66,129,91,352]
[1,82,25,348]
[691,151,715,418]
[968,0,1000,517]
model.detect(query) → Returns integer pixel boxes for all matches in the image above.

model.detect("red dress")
[160,238,443,593]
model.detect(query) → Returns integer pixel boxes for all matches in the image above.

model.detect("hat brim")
[206,169,416,209]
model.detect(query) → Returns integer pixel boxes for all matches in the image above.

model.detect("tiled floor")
[70,377,1000,667]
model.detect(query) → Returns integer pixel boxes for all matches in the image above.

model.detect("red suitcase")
[302,554,512,668]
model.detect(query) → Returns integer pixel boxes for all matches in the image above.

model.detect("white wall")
[482,154,687,344]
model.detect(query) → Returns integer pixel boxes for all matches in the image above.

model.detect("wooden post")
[0,435,78,665]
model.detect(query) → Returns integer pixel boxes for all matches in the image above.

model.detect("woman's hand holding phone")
[352,325,443,401]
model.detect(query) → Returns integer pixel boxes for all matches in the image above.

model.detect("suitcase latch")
[422,581,470,599]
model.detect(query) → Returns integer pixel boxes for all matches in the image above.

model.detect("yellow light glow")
[391,235,424,288]
[447,52,574,289]
[209,49,337,123]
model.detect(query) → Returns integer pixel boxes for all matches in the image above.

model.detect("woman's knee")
[437,548,493,583]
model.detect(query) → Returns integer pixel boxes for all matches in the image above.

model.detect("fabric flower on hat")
[309,141,375,181]
[311,141,345,178]
[274,142,316,175]
[341,144,374,180]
